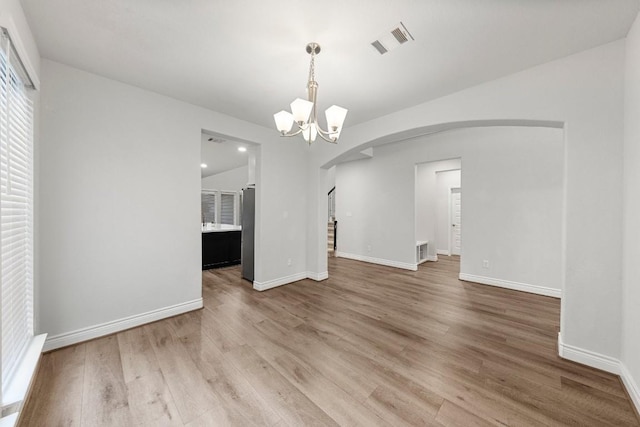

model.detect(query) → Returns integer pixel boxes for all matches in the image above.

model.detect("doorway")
[200,130,258,283]
[416,160,461,263]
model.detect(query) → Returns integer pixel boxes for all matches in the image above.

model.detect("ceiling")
[21,0,640,132]
[200,133,251,178]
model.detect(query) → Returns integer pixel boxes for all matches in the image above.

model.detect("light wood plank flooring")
[20,256,640,426]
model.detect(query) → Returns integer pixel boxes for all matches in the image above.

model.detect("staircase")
[328,186,336,257]
[328,221,335,256]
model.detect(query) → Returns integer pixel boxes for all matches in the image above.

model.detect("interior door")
[450,188,461,256]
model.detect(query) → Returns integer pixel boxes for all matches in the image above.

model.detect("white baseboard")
[335,252,418,271]
[557,334,640,414]
[307,271,329,281]
[621,363,640,416]
[253,271,329,292]
[459,273,561,298]
[43,299,203,352]
[437,249,450,256]
[557,333,620,374]
[254,272,308,291]
[418,255,438,265]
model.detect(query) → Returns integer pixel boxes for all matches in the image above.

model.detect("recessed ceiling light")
[200,163,207,168]
[238,147,247,152]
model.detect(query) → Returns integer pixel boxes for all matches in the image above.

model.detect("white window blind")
[220,193,235,225]
[0,29,34,395]
[201,192,216,223]
[201,190,240,226]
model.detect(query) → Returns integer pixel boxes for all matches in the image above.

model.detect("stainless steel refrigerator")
[241,186,255,282]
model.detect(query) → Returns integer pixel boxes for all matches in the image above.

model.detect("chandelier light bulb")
[303,123,318,143]
[325,105,348,133]
[273,110,294,134]
[290,98,314,124]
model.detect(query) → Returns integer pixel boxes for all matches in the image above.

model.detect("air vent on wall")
[207,137,226,143]
[371,40,388,55]
[370,21,414,55]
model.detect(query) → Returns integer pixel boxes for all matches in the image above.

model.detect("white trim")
[335,252,418,271]
[253,271,329,292]
[621,363,640,415]
[43,299,203,352]
[459,273,561,298]
[555,334,640,415]
[0,413,17,427]
[426,255,438,262]
[307,271,329,281]
[1,334,46,423]
[557,333,620,374]
[0,17,39,90]
[253,272,308,291]
[437,249,451,256]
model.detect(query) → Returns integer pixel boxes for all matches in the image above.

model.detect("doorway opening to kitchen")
[200,130,258,288]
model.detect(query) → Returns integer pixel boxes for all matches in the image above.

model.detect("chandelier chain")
[308,50,316,83]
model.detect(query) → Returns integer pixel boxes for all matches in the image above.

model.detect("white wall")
[37,59,311,346]
[201,165,248,191]
[435,169,461,255]
[311,40,625,361]
[336,127,563,295]
[255,139,309,286]
[416,159,461,258]
[622,11,640,409]
[461,130,563,291]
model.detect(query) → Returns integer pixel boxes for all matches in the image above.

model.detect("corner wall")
[312,40,625,362]
[37,59,311,348]
[335,127,563,296]
[622,11,640,412]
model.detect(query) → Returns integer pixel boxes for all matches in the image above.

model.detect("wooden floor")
[21,256,640,426]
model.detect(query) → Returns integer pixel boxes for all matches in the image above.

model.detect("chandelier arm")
[310,106,339,142]
[316,131,339,144]
[314,124,334,136]
[279,127,305,138]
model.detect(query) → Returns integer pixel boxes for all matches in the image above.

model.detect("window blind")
[220,193,234,225]
[0,29,34,394]
[201,192,216,223]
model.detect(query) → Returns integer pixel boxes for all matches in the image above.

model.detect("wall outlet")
[367,245,372,252]
[482,260,489,269]
[287,258,292,266]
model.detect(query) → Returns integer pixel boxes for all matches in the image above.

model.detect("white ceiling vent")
[207,137,226,143]
[371,22,414,55]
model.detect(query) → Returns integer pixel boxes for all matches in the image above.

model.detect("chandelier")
[273,43,348,144]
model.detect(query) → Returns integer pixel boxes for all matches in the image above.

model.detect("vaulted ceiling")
[21,0,640,131]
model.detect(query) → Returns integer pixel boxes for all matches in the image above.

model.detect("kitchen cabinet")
[202,229,241,269]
